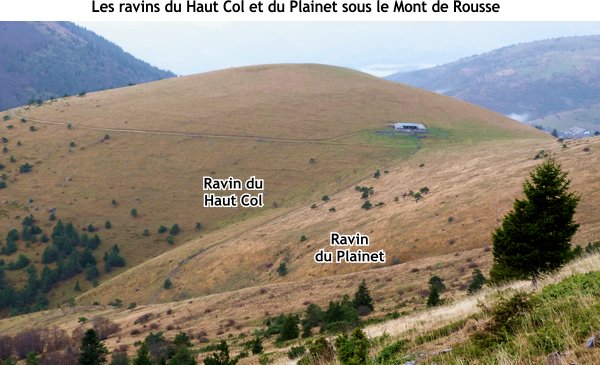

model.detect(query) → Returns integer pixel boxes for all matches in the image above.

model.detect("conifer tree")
[491,159,580,284]
[79,329,107,365]
[467,269,486,294]
[133,343,152,365]
[352,279,374,314]
[427,285,440,307]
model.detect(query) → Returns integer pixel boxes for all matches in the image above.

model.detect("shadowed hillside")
[388,35,600,131]
[0,21,174,110]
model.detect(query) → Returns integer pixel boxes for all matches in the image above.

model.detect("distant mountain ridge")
[387,35,600,133]
[0,22,175,111]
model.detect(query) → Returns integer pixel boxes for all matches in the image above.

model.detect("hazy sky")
[79,22,600,77]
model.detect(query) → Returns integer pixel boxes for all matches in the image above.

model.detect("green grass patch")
[414,319,468,345]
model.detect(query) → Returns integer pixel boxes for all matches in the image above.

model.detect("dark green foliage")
[353,279,374,314]
[278,314,300,342]
[87,224,96,233]
[489,292,535,339]
[204,340,238,365]
[7,254,31,270]
[301,303,325,337]
[491,159,580,283]
[169,224,180,236]
[335,327,370,365]
[79,328,108,365]
[1,238,17,256]
[104,221,112,229]
[130,208,138,217]
[287,346,305,359]
[75,281,82,292]
[361,201,372,210]
[19,163,33,173]
[428,275,446,292]
[355,186,374,199]
[168,346,195,365]
[195,222,202,231]
[85,264,100,281]
[321,195,330,202]
[111,199,117,206]
[158,225,168,234]
[373,169,381,179]
[9,155,16,163]
[467,269,486,294]
[299,337,334,365]
[427,285,440,307]
[163,278,172,289]
[166,236,175,245]
[0,181,7,189]
[323,296,359,332]
[276,262,288,276]
[104,245,125,273]
[133,343,152,365]
[376,339,408,363]
[250,336,263,354]
[109,351,129,365]
[300,235,307,242]
[173,332,192,349]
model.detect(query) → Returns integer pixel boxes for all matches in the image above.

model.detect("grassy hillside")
[0,21,174,111]
[388,35,600,130]
[0,63,546,312]
[76,135,600,308]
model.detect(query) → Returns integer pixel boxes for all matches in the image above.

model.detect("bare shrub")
[135,313,154,324]
[71,327,85,345]
[0,335,12,359]
[130,328,141,336]
[149,322,160,330]
[92,316,120,340]
[12,329,43,359]
[43,327,72,353]
[39,346,78,365]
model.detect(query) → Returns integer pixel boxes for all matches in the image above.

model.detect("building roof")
[391,122,427,129]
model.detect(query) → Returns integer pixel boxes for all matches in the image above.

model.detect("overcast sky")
[79,22,600,77]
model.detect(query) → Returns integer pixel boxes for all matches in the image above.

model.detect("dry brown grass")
[74,136,600,307]
[0,63,544,305]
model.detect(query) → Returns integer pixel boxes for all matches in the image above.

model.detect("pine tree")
[168,346,195,365]
[428,275,446,292]
[278,314,299,342]
[467,268,486,294]
[490,159,580,284]
[132,343,152,365]
[204,340,238,365]
[353,279,374,314]
[427,285,440,307]
[79,329,108,365]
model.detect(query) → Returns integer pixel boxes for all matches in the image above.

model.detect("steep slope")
[388,35,600,131]
[0,21,174,110]
[0,64,545,312]
[79,135,600,307]
[1,137,599,365]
